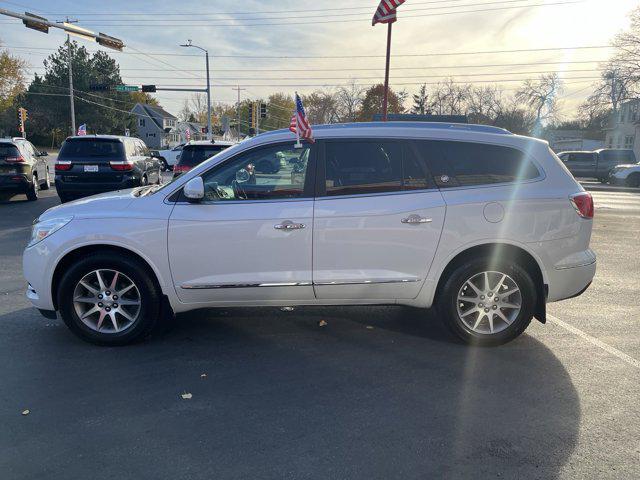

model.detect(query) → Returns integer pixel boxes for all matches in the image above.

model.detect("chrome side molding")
[180,278,421,290]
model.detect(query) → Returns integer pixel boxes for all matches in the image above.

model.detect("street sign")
[115,85,139,92]
[141,85,156,93]
[89,84,111,91]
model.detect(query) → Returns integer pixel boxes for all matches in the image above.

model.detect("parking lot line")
[548,314,640,369]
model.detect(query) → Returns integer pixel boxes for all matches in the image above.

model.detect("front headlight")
[28,216,73,247]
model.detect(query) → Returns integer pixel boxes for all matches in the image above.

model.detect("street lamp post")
[180,40,212,141]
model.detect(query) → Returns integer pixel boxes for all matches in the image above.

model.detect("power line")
[2,44,614,58]
[0,0,583,27]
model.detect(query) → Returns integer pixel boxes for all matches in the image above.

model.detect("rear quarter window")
[418,140,540,187]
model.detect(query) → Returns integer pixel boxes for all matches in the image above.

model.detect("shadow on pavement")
[0,306,580,479]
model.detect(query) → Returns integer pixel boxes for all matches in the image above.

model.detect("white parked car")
[609,163,640,187]
[152,143,185,170]
[23,122,596,346]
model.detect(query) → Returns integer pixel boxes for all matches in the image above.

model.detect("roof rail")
[257,121,512,137]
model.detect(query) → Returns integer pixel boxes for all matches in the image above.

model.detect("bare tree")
[467,85,506,124]
[515,73,564,127]
[428,79,471,116]
[335,81,365,122]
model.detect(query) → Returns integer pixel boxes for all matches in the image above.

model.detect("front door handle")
[274,220,306,231]
[401,214,432,225]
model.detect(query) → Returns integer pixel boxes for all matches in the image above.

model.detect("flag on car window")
[77,124,87,136]
[289,93,314,144]
[372,0,405,25]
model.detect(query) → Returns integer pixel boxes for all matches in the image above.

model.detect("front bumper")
[23,245,56,311]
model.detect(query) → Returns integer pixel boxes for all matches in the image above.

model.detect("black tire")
[160,158,169,171]
[57,252,162,346]
[598,177,608,184]
[41,168,51,190]
[626,173,640,188]
[437,257,537,346]
[140,175,148,186]
[58,192,71,203]
[26,174,38,201]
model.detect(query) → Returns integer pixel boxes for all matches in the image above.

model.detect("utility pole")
[180,40,212,140]
[232,86,246,142]
[65,18,78,135]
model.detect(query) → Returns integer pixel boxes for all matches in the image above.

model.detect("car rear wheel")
[26,174,38,201]
[160,158,169,171]
[626,173,640,188]
[437,258,536,346]
[57,253,162,345]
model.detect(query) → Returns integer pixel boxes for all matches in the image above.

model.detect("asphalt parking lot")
[0,175,638,479]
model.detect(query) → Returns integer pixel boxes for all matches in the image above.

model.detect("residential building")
[546,129,604,152]
[604,99,640,157]
[130,103,178,149]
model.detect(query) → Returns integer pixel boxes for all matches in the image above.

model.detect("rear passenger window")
[419,141,540,187]
[324,140,433,196]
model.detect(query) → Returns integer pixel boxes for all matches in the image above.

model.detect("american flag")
[372,0,405,25]
[77,124,87,136]
[289,93,314,143]
[185,128,191,141]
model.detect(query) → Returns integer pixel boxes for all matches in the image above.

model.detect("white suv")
[23,122,596,346]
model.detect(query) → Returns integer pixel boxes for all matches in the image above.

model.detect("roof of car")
[258,121,513,139]
[183,140,237,147]
[65,135,141,141]
[0,137,26,144]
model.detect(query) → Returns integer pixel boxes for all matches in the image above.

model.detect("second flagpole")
[382,22,392,122]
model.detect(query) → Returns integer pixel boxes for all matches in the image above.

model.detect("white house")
[604,99,640,157]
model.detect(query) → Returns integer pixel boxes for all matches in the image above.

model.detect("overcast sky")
[1,0,638,119]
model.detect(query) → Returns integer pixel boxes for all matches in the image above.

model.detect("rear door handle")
[401,214,432,225]
[274,220,306,231]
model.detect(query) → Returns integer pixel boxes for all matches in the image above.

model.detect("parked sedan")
[0,137,50,201]
[55,136,161,203]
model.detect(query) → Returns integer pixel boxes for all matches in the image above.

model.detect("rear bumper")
[546,256,596,302]
[0,173,31,192]
[55,176,139,196]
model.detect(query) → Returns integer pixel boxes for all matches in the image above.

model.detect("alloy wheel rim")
[456,270,522,335]
[73,269,141,334]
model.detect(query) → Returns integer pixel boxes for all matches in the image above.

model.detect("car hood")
[38,188,138,221]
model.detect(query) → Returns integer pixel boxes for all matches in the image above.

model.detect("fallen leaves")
[318,320,327,327]
[200,373,207,379]
[180,392,192,400]
[21,409,30,416]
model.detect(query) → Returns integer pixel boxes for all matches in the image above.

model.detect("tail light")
[173,164,191,175]
[5,155,25,163]
[570,192,594,219]
[55,160,72,171]
[109,160,134,171]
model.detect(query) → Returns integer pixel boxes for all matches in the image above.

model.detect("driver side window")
[200,143,312,202]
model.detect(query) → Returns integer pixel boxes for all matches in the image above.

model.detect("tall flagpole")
[382,22,392,122]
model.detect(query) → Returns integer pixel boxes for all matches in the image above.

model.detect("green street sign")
[115,85,140,92]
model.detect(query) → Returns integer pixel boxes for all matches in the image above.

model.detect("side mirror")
[183,177,204,203]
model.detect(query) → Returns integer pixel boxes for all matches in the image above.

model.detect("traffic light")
[141,85,157,93]
[96,33,125,51]
[17,107,27,123]
[248,103,255,130]
[260,103,267,119]
[22,12,49,34]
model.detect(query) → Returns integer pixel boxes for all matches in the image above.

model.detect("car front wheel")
[437,258,536,346]
[57,253,162,345]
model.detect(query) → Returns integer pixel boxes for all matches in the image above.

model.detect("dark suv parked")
[55,136,161,202]
[172,140,235,178]
[0,137,50,201]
